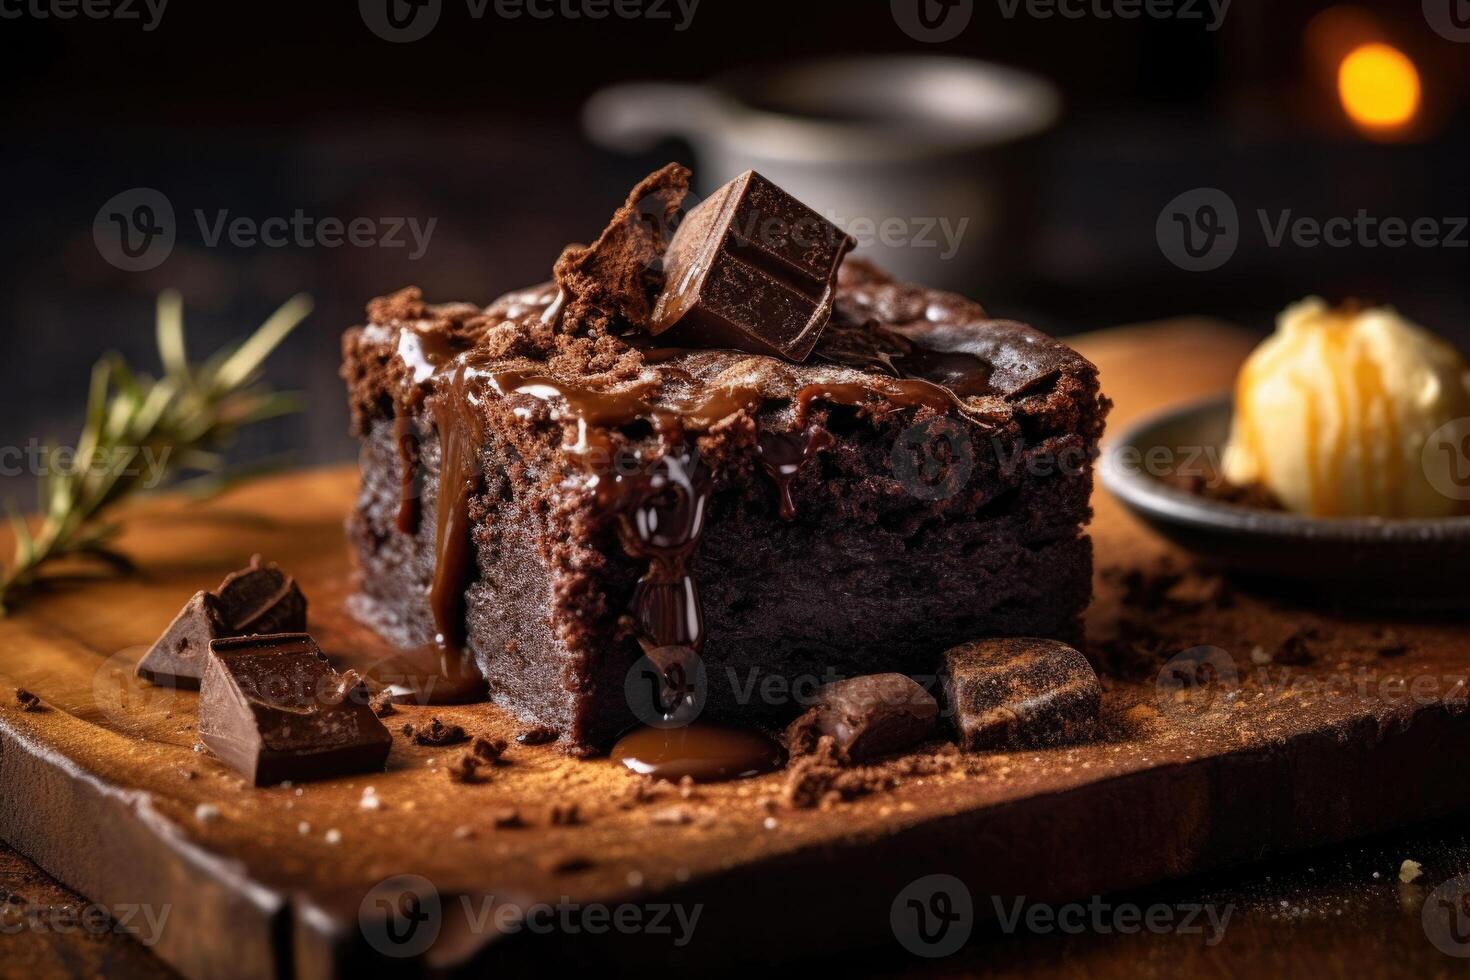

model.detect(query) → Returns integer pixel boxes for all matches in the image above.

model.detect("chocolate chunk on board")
[198,633,391,786]
[940,638,1102,751]
[786,673,937,762]
[137,556,307,688]
[650,170,856,362]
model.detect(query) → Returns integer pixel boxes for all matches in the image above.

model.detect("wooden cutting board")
[3,319,1469,980]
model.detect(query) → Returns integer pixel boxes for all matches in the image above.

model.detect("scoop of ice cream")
[1222,297,1470,518]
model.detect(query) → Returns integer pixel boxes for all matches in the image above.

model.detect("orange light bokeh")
[1337,42,1421,136]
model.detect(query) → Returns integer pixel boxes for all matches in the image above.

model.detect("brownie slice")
[342,252,1107,754]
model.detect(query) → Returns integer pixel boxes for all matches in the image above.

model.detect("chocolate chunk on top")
[198,633,391,786]
[786,673,937,762]
[651,170,856,362]
[940,638,1102,751]
[137,556,307,688]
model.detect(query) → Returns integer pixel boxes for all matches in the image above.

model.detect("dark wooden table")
[7,822,1470,979]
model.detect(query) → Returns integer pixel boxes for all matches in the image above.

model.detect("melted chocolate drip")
[611,447,712,652]
[611,723,784,782]
[757,425,835,520]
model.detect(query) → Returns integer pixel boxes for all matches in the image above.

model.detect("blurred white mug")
[584,56,1060,294]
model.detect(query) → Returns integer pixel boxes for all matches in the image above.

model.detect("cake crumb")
[360,788,382,811]
[324,829,342,845]
[472,737,508,762]
[515,725,558,746]
[194,803,220,824]
[14,688,42,712]
[491,807,524,829]
[413,717,468,747]
[542,854,594,875]
[298,822,311,835]
[369,690,397,717]
[448,754,487,784]
[1400,860,1424,884]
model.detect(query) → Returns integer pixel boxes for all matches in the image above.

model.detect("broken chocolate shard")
[213,555,308,636]
[940,638,1102,751]
[785,673,937,762]
[650,170,856,362]
[137,557,308,688]
[198,633,391,786]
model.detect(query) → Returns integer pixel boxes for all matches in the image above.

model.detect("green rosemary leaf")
[0,292,309,615]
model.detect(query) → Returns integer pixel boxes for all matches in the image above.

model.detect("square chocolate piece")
[198,633,391,786]
[940,638,1102,750]
[650,170,856,361]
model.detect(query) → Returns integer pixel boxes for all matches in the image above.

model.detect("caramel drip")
[427,363,485,655]
[1353,341,1402,515]
[1322,328,1351,517]
[392,407,420,535]
[757,425,835,520]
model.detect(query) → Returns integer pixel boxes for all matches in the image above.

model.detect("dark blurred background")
[2,0,1467,503]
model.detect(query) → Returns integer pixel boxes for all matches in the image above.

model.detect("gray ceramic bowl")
[1100,397,1470,611]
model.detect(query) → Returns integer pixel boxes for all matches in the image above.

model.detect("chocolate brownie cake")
[342,165,1108,754]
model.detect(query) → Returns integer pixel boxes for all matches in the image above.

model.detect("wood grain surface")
[3,318,1470,978]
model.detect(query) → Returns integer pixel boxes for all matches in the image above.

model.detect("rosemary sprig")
[0,290,313,614]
